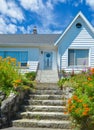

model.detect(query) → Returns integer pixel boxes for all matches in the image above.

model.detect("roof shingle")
[0,34,61,46]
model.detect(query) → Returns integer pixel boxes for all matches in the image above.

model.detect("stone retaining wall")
[0,90,29,128]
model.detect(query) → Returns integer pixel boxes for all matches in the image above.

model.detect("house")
[0,11,94,80]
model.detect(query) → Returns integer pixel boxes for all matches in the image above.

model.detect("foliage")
[65,68,94,129]
[0,57,22,96]
[22,72,36,89]
[58,69,75,89]
[0,56,36,100]
[57,77,69,89]
[25,72,37,81]
[22,75,35,89]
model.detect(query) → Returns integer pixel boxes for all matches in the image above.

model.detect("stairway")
[36,70,59,83]
[12,83,71,129]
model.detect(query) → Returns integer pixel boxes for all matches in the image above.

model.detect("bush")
[57,77,69,90]
[25,72,36,81]
[65,68,94,129]
[0,57,22,96]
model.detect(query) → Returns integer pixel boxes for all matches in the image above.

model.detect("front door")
[44,52,53,70]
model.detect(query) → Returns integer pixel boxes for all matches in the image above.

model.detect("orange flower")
[11,58,16,62]
[87,77,92,81]
[71,105,75,109]
[68,98,72,104]
[14,79,21,83]
[75,108,80,114]
[91,68,94,74]
[78,99,83,103]
[82,111,88,116]
[82,107,90,116]
[83,104,88,108]
[72,95,78,101]
[84,107,90,112]
[68,107,72,113]
[64,111,68,114]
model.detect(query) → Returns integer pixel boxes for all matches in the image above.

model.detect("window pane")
[0,51,28,66]
[0,52,4,58]
[75,50,89,66]
[68,49,89,66]
[20,52,28,63]
[6,51,20,61]
[68,50,74,66]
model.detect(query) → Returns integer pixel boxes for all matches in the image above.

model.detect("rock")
[0,91,6,101]
[0,90,28,128]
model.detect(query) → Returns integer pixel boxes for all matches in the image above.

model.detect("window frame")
[68,49,89,67]
[0,51,28,67]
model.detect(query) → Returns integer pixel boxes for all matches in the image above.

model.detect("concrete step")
[22,105,66,112]
[12,119,71,129]
[36,70,59,83]
[24,100,66,106]
[35,83,59,90]
[39,74,58,77]
[37,79,59,82]
[2,127,71,130]
[36,70,59,75]
[18,112,69,120]
[12,82,71,129]
[40,79,58,83]
[28,95,63,100]
[31,90,63,95]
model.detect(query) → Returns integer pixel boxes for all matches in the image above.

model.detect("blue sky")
[0,0,94,34]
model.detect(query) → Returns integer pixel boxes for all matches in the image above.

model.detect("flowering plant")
[65,68,94,129]
[0,56,22,96]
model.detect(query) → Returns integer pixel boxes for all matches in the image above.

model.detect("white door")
[44,52,53,70]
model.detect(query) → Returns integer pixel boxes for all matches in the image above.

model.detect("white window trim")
[68,48,90,67]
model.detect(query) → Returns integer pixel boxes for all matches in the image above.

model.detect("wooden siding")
[58,17,94,72]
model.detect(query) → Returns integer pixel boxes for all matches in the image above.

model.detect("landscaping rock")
[0,90,29,128]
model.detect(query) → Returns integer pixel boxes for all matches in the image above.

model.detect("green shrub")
[0,57,22,96]
[65,68,94,129]
[25,72,37,81]
[58,78,69,89]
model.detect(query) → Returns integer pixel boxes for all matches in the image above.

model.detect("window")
[0,51,28,67]
[68,49,89,66]
[76,23,82,28]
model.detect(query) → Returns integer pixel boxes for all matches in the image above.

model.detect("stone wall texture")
[0,90,29,128]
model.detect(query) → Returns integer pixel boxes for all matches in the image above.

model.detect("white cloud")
[72,0,83,7]
[46,0,66,8]
[0,0,24,21]
[19,25,34,34]
[53,0,66,4]
[7,24,17,34]
[0,16,17,34]
[19,0,71,34]
[20,0,56,33]
[46,0,53,10]
[19,0,43,13]
[86,0,94,9]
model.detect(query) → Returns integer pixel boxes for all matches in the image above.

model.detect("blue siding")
[58,17,94,72]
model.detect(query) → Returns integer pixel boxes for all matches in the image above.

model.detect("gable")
[55,12,94,46]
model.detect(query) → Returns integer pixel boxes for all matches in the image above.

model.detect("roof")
[55,11,94,46]
[0,34,61,47]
